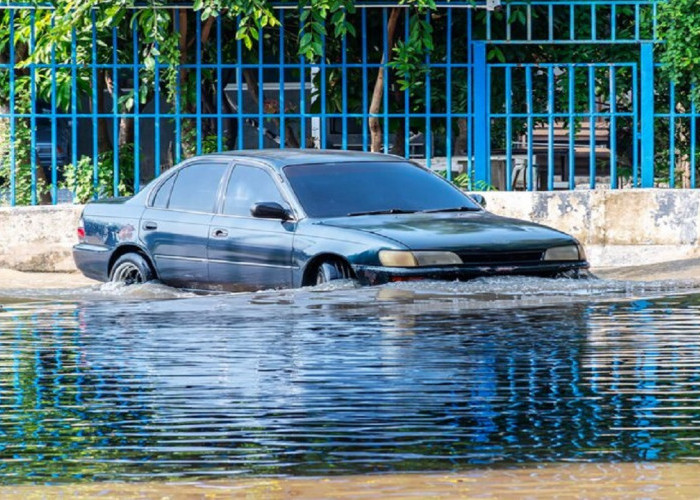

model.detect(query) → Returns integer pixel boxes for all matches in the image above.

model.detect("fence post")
[473,41,489,187]
[640,42,654,188]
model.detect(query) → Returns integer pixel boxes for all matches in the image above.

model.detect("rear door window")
[168,163,227,213]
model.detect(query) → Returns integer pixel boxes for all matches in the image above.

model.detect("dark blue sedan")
[73,150,589,290]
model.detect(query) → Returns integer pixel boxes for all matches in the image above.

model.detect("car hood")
[317,212,575,252]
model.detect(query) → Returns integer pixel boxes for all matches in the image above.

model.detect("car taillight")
[77,219,86,242]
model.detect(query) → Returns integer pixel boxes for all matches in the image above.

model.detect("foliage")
[657,0,700,105]
[60,149,134,204]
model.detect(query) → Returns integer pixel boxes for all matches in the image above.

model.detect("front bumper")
[353,261,589,286]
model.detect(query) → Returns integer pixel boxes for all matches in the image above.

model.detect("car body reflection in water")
[1,277,700,483]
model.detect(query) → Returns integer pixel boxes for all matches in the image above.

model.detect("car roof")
[192,149,406,171]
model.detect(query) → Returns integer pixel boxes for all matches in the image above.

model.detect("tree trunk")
[97,70,112,154]
[455,118,468,155]
[369,7,401,153]
[243,69,300,148]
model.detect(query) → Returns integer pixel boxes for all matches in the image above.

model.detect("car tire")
[110,253,154,285]
[315,260,352,285]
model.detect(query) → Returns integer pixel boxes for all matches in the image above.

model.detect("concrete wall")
[0,205,83,272]
[482,189,700,268]
[1,189,700,272]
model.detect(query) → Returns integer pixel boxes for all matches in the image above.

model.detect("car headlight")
[543,244,583,261]
[379,250,462,267]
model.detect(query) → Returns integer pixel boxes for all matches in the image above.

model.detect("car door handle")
[212,228,228,238]
[142,221,158,231]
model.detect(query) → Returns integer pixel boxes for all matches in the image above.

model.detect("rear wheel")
[315,260,353,285]
[110,253,154,285]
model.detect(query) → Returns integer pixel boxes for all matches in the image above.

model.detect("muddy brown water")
[2,264,700,496]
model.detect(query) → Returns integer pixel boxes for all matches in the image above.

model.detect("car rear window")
[283,161,478,218]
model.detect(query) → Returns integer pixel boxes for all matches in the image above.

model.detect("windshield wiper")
[347,208,418,217]
[421,206,482,213]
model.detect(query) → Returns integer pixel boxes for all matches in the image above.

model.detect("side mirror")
[470,193,487,208]
[251,202,292,220]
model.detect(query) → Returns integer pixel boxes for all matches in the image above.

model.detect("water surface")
[1,277,700,484]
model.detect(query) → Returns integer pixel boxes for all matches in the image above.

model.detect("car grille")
[457,250,544,265]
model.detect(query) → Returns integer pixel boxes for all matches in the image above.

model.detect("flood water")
[2,276,700,487]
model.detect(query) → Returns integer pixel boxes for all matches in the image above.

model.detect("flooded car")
[73,149,589,291]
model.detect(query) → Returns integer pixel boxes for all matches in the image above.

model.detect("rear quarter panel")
[75,200,146,280]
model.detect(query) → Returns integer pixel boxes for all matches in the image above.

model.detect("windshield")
[283,161,480,218]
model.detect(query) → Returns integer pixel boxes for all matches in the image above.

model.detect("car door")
[140,160,230,289]
[207,164,295,291]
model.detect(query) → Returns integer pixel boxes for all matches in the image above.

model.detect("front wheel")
[110,253,154,285]
[315,260,353,285]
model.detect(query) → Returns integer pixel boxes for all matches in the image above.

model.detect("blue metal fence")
[0,0,695,205]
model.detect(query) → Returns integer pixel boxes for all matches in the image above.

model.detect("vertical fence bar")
[548,4,554,41]
[632,63,639,187]
[424,11,432,168]
[568,64,575,189]
[692,85,697,188]
[505,66,512,190]
[467,8,473,181]
[196,13,202,155]
[9,9,16,206]
[569,4,575,41]
[525,65,533,191]
[132,16,140,192]
[280,11,286,148]
[611,4,617,42]
[236,15,243,150]
[300,10,307,149]
[50,14,57,204]
[341,9,347,151]
[217,16,223,152]
[30,10,36,205]
[609,67,617,189]
[591,3,596,41]
[640,43,654,187]
[175,10,182,161]
[112,27,119,194]
[668,81,675,187]
[71,27,78,195]
[473,42,488,186]
[446,8,453,181]
[320,33,327,149]
[361,8,368,151]
[506,3,511,41]
[154,35,161,177]
[92,10,99,198]
[547,66,554,190]
[383,8,389,154]
[404,8,410,159]
[258,24,264,149]
[588,65,596,189]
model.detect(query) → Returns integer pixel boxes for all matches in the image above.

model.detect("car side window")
[168,163,226,213]
[223,165,287,217]
[151,173,176,209]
